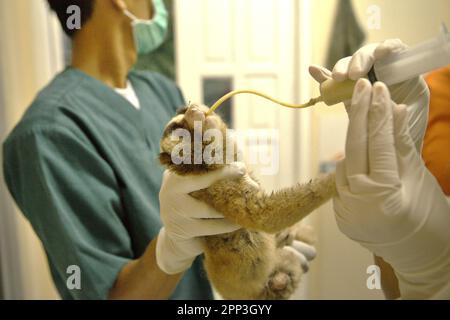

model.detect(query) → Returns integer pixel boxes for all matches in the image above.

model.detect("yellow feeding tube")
[207,90,323,115]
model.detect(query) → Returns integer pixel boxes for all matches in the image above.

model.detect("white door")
[175,0,313,299]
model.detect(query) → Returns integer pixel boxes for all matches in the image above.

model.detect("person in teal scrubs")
[2,0,241,300]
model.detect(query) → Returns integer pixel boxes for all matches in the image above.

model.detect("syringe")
[208,23,450,114]
[318,23,450,106]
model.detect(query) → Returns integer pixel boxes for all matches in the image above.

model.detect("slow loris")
[159,104,336,300]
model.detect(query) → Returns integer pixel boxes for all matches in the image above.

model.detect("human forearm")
[109,237,183,300]
[366,198,450,299]
[374,255,400,300]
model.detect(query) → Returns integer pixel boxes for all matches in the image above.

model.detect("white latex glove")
[285,224,317,273]
[156,163,245,275]
[309,39,430,152]
[285,241,317,273]
[334,79,450,299]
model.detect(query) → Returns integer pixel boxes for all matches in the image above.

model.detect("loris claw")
[159,104,336,300]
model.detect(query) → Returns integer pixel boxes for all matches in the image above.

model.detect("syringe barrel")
[374,24,450,86]
[319,24,450,106]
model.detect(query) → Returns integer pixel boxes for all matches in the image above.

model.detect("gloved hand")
[156,163,245,275]
[285,224,317,273]
[309,39,430,152]
[334,79,450,299]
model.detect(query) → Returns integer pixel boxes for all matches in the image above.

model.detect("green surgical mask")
[123,0,169,55]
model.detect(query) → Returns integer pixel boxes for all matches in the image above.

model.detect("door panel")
[176,0,298,189]
[175,0,313,299]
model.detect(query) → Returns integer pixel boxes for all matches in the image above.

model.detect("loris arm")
[109,238,183,300]
[192,173,336,234]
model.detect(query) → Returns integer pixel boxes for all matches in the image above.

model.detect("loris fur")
[159,104,336,300]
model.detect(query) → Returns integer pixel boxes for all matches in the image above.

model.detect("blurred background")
[1,0,449,300]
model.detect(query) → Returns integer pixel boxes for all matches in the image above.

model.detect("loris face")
[159,104,239,175]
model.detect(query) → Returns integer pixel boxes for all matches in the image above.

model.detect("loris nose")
[185,106,206,128]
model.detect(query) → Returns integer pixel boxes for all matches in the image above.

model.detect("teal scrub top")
[2,68,213,300]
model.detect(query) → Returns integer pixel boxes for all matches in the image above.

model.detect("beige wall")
[307,0,450,299]
[0,0,63,299]
[312,0,450,73]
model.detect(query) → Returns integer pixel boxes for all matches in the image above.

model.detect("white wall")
[0,0,63,299]
[307,0,450,299]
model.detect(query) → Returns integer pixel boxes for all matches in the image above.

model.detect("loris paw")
[262,248,303,300]
[268,272,290,291]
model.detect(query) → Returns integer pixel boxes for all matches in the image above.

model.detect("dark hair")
[47,0,95,38]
